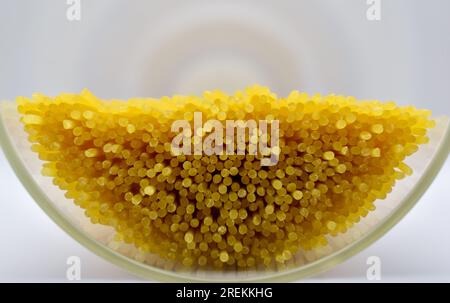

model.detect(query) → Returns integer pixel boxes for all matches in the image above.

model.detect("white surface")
[1,0,450,116]
[0,149,449,282]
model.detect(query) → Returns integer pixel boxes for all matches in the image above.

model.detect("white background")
[0,0,449,282]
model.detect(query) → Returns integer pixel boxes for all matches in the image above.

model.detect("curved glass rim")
[0,101,449,282]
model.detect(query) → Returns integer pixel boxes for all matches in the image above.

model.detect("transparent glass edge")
[1,100,449,282]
